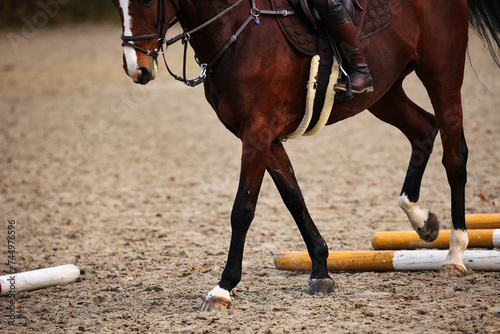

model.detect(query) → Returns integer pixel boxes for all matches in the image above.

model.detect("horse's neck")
[178,0,245,62]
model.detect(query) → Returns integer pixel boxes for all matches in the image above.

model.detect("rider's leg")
[313,0,373,94]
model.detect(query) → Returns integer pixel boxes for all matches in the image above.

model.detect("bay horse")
[110,0,500,311]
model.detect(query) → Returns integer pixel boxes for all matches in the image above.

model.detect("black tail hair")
[468,0,500,66]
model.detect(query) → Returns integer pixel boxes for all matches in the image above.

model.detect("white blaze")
[119,0,139,75]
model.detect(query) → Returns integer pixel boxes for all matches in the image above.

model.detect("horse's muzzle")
[125,55,157,85]
[125,66,151,85]
[136,67,152,85]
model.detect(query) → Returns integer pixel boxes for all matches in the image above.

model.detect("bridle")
[120,0,179,58]
[119,0,292,87]
[119,0,295,136]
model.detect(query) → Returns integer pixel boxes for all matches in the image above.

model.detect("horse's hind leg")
[266,143,333,294]
[416,70,469,277]
[369,79,441,241]
[415,7,469,276]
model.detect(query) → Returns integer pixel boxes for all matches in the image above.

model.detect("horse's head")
[111,0,179,84]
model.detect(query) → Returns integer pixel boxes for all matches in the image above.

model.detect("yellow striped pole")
[273,250,500,272]
[274,251,395,271]
[466,213,500,229]
[371,229,500,250]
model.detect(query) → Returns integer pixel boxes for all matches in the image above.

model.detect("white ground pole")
[274,250,500,271]
[0,264,80,295]
[393,250,500,271]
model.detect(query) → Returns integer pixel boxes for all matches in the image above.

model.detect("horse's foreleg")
[267,143,333,294]
[369,82,441,241]
[199,128,271,311]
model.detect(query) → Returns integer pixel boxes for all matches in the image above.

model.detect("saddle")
[270,0,393,56]
[271,0,391,139]
[268,0,392,139]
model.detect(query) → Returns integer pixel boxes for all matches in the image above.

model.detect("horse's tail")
[467,0,500,66]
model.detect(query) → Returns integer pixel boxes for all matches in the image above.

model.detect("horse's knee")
[231,201,255,230]
[283,191,306,215]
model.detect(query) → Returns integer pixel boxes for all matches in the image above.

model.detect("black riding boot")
[322,1,373,94]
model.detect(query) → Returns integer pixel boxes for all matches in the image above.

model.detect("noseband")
[119,0,290,87]
[120,0,179,58]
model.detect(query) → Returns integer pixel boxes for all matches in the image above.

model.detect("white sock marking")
[444,229,468,268]
[205,285,231,301]
[398,193,429,231]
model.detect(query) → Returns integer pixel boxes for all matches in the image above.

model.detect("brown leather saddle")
[270,0,392,56]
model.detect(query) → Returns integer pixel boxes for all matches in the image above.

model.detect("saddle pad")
[353,0,392,40]
[270,0,318,56]
[270,0,392,56]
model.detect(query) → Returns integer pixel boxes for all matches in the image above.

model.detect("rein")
[120,0,298,136]
[120,0,295,85]
[162,0,295,87]
[161,0,297,137]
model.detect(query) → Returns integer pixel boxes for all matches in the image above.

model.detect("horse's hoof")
[439,264,467,278]
[199,296,231,312]
[416,211,440,242]
[306,278,334,295]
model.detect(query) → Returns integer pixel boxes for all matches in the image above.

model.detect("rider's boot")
[322,1,373,94]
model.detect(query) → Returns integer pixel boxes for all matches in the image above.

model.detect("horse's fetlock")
[312,244,329,261]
